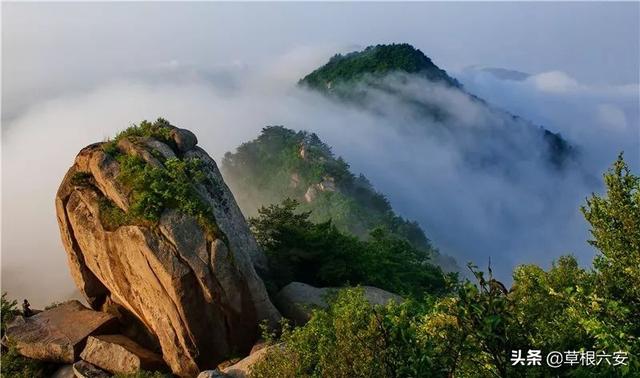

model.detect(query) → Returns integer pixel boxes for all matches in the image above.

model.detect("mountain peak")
[300,43,460,90]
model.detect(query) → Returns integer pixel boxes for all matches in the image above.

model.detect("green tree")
[249,199,448,297]
[582,153,640,316]
[581,153,640,372]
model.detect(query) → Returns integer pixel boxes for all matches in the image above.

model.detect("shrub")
[0,345,58,378]
[252,288,438,378]
[99,197,130,230]
[111,152,220,236]
[70,171,92,186]
[1,293,18,336]
[103,118,174,156]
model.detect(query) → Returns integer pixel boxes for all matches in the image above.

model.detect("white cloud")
[596,104,628,131]
[529,71,580,93]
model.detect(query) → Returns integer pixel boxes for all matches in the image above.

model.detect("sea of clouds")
[2,46,638,306]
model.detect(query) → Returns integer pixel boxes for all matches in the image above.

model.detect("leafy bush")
[70,171,92,186]
[99,197,130,230]
[117,155,208,221]
[107,152,220,236]
[0,345,58,378]
[1,292,18,336]
[93,119,221,235]
[103,118,174,156]
[252,288,437,378]
[249,199,449,297]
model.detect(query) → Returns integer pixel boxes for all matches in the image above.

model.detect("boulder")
[3,300,117,363]
[51,365,75,378]
[80,335,166,374]
[197,370,227,378]
[56,124,280,377]
[221,344,281,378]
[275,282,402,325]
[73,360,110,378]
[170,127,198,152]
[249,339,268,355]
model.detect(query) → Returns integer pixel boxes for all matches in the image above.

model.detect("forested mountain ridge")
[300,43,461,91]
[300,43,573,169]
[221,126,459,272]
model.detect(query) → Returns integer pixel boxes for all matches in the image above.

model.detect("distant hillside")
[299,44,573,169]
[300,43,461,91]
[222,126,459,272]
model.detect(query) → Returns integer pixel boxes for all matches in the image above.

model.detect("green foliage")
[582,153,640,312]
[300,44,460,91]
[115,154,217,234]
[99,197,130,230]
[94,119,221,236]
[252,288,437,378]
[222,126,447,267]
[103,118,174,156]
[70,171,92,186]
[1,292,18,336]
[0,345,57,378]
[580,153,640,371]
[249,199,449,297]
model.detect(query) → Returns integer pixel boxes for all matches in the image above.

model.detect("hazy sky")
[3,2,639,118]
[2,2,639,306]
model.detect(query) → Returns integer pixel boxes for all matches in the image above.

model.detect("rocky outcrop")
[275,282,402,325]
[3,301,117,363]
[221,344,282,378]
[73,360,110,378]
[80,335,166,374]
[303,176,336,203]
[55,122,280,377]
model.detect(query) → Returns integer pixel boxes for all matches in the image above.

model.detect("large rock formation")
[275,282,402,325]
[55,121,280,376]
[3,301,118,363]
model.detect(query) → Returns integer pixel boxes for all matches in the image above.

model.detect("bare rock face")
[3,301,118,363]
[80,335,166,374]
[275,282,401,325]
[221,344,283,378]
[55,122,280,377]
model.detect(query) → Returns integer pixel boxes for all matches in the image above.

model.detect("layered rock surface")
[80,335,165,374]
[55,122,280,376]
[3,301,117,363]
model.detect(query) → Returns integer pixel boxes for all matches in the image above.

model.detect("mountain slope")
[221,126,458,272]
[300,43,573,168]
[301,43,461,91]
